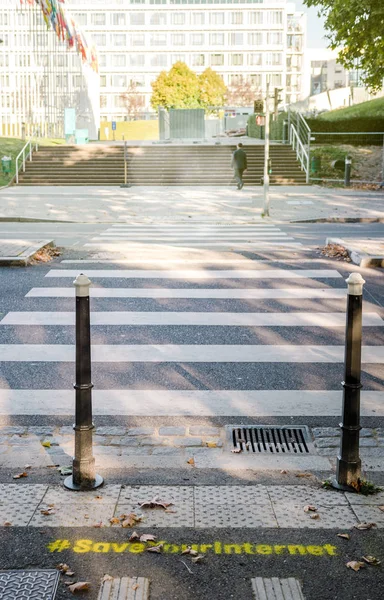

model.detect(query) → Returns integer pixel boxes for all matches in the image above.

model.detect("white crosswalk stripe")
[45,269,342,279]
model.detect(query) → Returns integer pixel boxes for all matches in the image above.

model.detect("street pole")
[262,80,270,217]
[344,155,352,187]
[64,274,103,491]
[333,272,365,491]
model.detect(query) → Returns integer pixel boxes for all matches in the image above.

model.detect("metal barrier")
[290,122,310,183]
[15,131,39,184]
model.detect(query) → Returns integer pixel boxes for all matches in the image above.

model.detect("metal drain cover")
[0,570,59,600]
[227,425,312,454]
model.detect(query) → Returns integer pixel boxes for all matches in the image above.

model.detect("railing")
[290,123,310,183]
[15,131,39,184]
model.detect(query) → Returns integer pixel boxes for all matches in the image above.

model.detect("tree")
[151,62,200,110]
[225,78,259,106]
[198,68,227,110]
[120,82,145,119]
[304,0,384,91]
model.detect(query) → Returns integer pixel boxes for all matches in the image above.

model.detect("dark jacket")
[232,148,247,170]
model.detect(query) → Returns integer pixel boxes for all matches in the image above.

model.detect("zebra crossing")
[84,222,306,250]
[0,244,383,418]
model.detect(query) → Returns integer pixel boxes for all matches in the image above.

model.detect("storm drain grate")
[0,570,59,600]
[229,426,310,454]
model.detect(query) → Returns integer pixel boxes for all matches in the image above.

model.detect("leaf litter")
[362,556,381,566]
[346,561,365,572]
[139,495,173,510]
[354,522,376,530]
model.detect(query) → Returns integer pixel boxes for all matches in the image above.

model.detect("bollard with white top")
[64,274,103,491]
[333,272,365,491]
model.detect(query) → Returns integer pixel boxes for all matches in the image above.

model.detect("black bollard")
[333,272,365,491]
[344,155,352,187]
[64,274,103,491]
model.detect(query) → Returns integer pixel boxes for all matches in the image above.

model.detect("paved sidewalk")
[0,239,53,265]
[1,482,383,529]
[0,185,383,223]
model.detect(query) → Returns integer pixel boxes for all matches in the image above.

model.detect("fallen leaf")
[337,533,350,540]
[40,508,55,516]
[346,561,365,572]
[147,543,163,553]
[303,505,317,513]
[13,472,28,479]
[57,466,72,476]
[24,464,32,469]
[280,470,287,474]
[296,472,312,478]
[231,447,242,454]
[354,522,376,530]
[66,571,75,577]
[310,514,320,520]
[165,509,177,514]
[93,522,103,528]
[42,441,51,448]
[191,554,205,563]
[132,584,139,591]
[122,513,142,528]
[139,495,173,510]
[128,532,139,542]
[95,495,103,500]
[68,581,91,593]
[3,521,11,527]
[140,534,157,543]
[206,441,217,448]
[378,506,384,512]
[57,563,71,574]
[187,457,195,466]
[109,517,121,525]
[362,555,381,566]
[101,575,113,583]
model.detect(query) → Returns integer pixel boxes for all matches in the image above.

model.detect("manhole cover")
[227,425,311,454]
[0,570,59,600]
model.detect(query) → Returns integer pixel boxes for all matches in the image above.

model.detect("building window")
[171,13,186,25]
[112,74,127,87]
[114,95,126,108]
[172,33,185,45]
[266,32,283,45]
[210,12,225,25]
[111,13,126,26]
[130,55,145,66]
[231,54,243,66]
[266,53,282,66]
[151,34,167,46]
[248,53,262,66]
[210,33,224,45]
[100,75,107,87]
[231,12,243,25]
[0,13,8,26]
[249,74,261,87]
[92,34,106,47]
[249,11,263,25]
[191,33,204,45]
[248,32,262,46]
[151,55,168,67]
[130,75,145,87]
[112,34,126,47]
[130,13,145,25]
[271,73,282,86]
[171,54,185,63]
[91,13,106,26]
[150,13,167,25]
[98,54,107,67]
[211,54,224,66]
[191,54,205,67]
[0,54,9,67]
[131,34,145,46]
[100,95,107,108]
[112,54,126,67]
[230,74,243,86]
[267,10,283,25]
[230,33,243,45]
[192,12,205,25]
[74,13,87,26]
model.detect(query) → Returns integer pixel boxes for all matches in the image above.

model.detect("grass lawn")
[318,96,384,121]
[0,137,65,187]
[310,144,383,184]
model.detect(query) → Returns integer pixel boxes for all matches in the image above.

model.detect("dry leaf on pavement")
[13,472,28,479]
[139,495,173,510]
[92,522,103,528]
[354,522,376,530]
[337,533,350,540]
[280,470,287,474]
[362,555,381,566]
[140,534,157,543]
[101,575,113,583]
[303,505,317,513]
[122,513,142,528]
[231,448,242,454]
[57,564,71,574]
[296,473,313,478]
[109,517,121,525]
[191,554,205,563]
[147,543,164,553]
[187,457,195,466]
[41,441,51,448]
[3,521,11,527]
[41,508,55,516]
[378,506,384,512]
[128,532,139,542]
[310,514,320,520]
[132,584,139,591]
[68,581,91,593]
[346,561,365,572]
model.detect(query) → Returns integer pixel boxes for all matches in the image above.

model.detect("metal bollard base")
[331,479,358,493]
[64,473,104,491]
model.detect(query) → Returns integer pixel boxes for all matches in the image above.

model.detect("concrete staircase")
[17,143,307,186]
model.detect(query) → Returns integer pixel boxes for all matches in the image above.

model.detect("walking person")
[231,142,247,189]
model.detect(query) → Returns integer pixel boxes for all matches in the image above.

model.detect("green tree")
[151,62,200,110]
[304,0,384,91]
[198,68,227,110]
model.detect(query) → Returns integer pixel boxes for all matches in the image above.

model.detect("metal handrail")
[15,131,39,184]
[290,123,310,182]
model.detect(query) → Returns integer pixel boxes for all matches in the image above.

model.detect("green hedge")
[304,117,384,145]
[247,112,287,140]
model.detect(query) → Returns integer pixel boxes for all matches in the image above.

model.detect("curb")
[0,239,55,266]
[291,217,384,224]
[326,237,384,268]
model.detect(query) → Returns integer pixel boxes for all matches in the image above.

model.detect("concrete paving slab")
[327,237,384,268]
[0,239,54,266]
